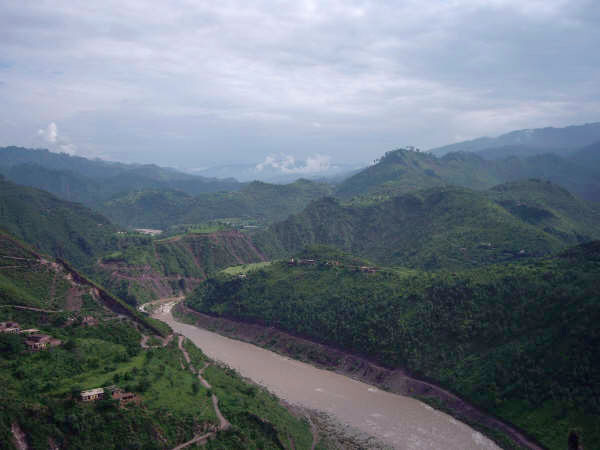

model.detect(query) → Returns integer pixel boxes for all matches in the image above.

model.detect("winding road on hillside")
[171,335,231,449]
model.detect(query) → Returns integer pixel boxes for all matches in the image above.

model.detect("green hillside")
[335,148,600,202]
[0,176,118,269]
[335,149,499,200]
[100,179,333,229]
[258,181,600,269]
[185,243,600,449]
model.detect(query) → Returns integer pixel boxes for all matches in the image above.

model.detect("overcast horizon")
[1,1,599,171]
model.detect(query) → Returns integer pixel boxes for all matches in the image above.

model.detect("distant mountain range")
[0,147,243,206]
[429,121,600,159]
[187,160,362,183]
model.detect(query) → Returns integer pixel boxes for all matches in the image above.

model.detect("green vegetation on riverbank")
[186,243,600,449]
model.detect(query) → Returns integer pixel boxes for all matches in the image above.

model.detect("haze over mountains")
[3,0,600,447]
[429,122,600,158]
[1,120,600,449]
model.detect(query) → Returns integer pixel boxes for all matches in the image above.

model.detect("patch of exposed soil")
[97,231,266,300]
[65,286,83,311]
[178,304,543,450]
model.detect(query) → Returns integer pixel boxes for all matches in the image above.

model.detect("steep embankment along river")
[153,301,500,450]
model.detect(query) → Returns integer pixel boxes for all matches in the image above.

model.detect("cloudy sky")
[1,0,599,170]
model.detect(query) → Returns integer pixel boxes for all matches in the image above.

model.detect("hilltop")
[335,149,498,200]
[256,180,600,269]
[335,147,600,202]
[185,242,600,449]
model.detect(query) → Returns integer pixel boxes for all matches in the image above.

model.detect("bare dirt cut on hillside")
[97,230,267,300]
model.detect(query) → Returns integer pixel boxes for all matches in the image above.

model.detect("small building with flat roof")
[81,388,105,402]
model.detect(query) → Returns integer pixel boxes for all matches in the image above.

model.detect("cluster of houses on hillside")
[80,385,138,405]
[0,321,61,351]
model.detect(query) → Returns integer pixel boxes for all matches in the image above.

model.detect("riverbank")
[154,302,500,449]
[175,303,543,450]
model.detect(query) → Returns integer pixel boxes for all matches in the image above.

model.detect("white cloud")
[256,153,331,174]
[1,1,599,165]
[37,122,58,143]
[36,122,77,154]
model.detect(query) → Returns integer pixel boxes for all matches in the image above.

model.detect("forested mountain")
[429,122,600,156]
[256,180,600,269]
[0,176,118,269]
[0,147,242,205]
[0,232,312,449]
[335,149,498,200]
[185,242,600,449]
[335,147,600,202]
[99,179,333,229]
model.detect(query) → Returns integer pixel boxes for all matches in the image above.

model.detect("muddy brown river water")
[153,302,499,449]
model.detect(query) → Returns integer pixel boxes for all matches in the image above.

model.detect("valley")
[153,300,501,450]
[1,126,599,449]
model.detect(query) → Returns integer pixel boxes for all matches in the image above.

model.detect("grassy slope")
[0,319,313,449]
[186,243,600,449]
[0,231,169,336]
[258,181,600,269]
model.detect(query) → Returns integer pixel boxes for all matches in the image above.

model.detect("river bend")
[153,302,499,450]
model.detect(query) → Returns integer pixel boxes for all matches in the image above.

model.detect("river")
[153,301,499,450]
